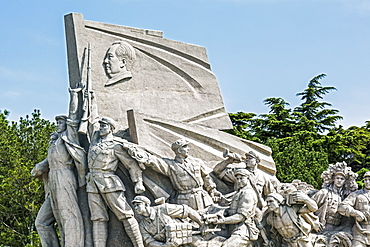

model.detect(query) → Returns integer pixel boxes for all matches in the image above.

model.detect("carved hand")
[291,191,308,203]
[353,210,366,222]
[134,181,145,195]
[214,214,226,224]
[209,188,223,203]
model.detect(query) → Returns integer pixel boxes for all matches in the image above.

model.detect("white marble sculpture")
[31,13,367,247]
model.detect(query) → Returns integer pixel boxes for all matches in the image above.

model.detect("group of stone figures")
[31,87,370,247]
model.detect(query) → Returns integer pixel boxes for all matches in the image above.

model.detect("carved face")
[364,177,370,190]
[333,174,345,188]
[235,174,249,189]
[266,197,280,213]
[245,156,257,168]
[177,145,189,158]
[56,119,67,133]
[104,44,125,78]
[133,202,148,216]
[99,122,112,137]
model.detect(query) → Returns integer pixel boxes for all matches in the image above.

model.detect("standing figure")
[86,116,144,247]
[31,87,86,247]
[214,150,279,210]
[128,139,221,212]
[338,171,370,247]
[265,192,318,247]
[132,195,204,247]
[212,169,259,247]
[312,162,357,231]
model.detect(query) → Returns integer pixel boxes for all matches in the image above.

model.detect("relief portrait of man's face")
[103,41,136,86]
[104,44,125,78]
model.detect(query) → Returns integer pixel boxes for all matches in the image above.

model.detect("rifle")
[78,43,91,135]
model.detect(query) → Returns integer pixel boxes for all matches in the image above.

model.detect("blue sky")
[1,0,369,128]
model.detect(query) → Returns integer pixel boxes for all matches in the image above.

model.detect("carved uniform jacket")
[267,205,313,247]
[227,185,259,241]
[312,186,344,227]
[338,189,370,245]
[139,204,192,246]
[31,120,85,247]
[87,136,142,194]
[147,156,216,210]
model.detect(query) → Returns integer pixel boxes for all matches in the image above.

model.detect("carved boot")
[92,221,108,247]
[122,217,144,247]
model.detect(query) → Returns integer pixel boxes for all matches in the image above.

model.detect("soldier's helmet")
[171,139,189,152]
[234,168,252,178]
[245,151,260,163]
[99,117,117,130]
[132,195,151,206]
[55,115,67,121]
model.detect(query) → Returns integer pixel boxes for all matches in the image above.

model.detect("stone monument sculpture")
[214,150,280,209]
[31,12,369,247]
[312,161,358,232]
[210,168,259,247]
[132,195,205,247]
[103,41,136,86]
[31,87,86,247]
[265,192,318,247]
[338,171,370,247]
[127,139,222,212]
[64,13,276,176]
[85,116,144,247]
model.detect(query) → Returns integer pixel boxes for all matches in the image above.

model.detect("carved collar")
[105,71,132,86]
[99,135,114,143]
[174,156,188,164]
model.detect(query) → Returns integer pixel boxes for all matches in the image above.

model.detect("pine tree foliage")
[0,110,54,246]
[227,75,370,188]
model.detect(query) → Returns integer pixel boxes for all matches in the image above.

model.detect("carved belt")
[178,187,203,194]
[49,167,74,171]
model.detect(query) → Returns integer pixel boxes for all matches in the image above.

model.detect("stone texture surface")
[62,13,281,247]
[64,13,232,132]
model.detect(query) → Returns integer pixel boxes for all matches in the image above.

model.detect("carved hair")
[112,41,136,71]
[320,161,358,194]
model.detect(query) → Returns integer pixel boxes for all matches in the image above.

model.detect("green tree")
[227,74,358,188]
[294,74,343,133]
[0,110,54,246]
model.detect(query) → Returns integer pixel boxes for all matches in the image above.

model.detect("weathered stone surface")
[58,13,286,247]
[30,12,368,247]
[64,13,232,131]
[127,109,276,175]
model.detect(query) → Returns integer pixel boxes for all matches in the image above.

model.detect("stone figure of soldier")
[86,116,144,247]
[128,139,221,212]
[312,161,358,231]
[338,171,370,247]
[211,169,259,247]
[265,192,318,247]
[31,87,86,247]
[214,150,279,210]
[103,40,136,86]
[132,195,205,247]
